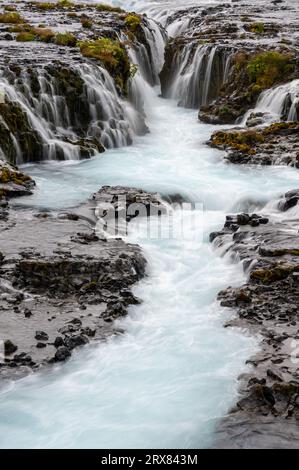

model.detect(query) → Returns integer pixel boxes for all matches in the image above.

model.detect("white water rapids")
[0,0,299,449]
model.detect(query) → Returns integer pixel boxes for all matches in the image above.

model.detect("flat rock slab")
[0,185,164,383]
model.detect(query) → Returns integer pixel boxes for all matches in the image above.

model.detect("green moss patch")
[78,38,130,92]
[124,14,142,32]
[0,11,26,24]
[247,51,294,90]
[55,32,77,47]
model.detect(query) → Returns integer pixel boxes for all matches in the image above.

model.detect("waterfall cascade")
[161,43,234,109]
[0,18,165,165]
[242,79,299,126]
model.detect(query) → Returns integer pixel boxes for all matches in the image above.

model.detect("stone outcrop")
[0,184,166,383]
[210,191,299,447]
[209,122,299,166]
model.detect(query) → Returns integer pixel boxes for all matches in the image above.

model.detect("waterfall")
[0,16,166,165]
[169,43,207,108]
[0,64,140,163]
[201,46,217,106]
[166,44,233,109]
[242,79,299,126]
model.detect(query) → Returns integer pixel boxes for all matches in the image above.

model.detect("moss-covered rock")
[0,102,43,164]
[78,38,131,94]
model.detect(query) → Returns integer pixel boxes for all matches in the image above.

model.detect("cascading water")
[165,43,233,109]
[0,63,139,162]
[0,0,299,450]
[242,79,299,125]
[0,17,165,164]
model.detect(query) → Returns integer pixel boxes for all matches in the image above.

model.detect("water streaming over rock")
[0,18,165,164]
[242,79,299,126]
[0,0,299,450]
[162,43,233,109]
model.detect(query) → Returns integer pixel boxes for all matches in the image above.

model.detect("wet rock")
[0,185,150,381]
[54,337,64,349]
[209,123,299,167]
[55,346,71,362]
[35,331,49,341]
[4,340,17,356]
[278,189,299,211]
[211,204,299,430]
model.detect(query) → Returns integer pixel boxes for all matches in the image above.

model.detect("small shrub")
[250,22,264,34]
[78,38,129,71]
[33,27,55,42]
[81,17,93,29]
[247,51,294,89]
[4,5,16,12]
[124,14,142,32]
[55,32,77,47]
[95,4,124,13]
[0,12,25,24]
[16,32,35,42]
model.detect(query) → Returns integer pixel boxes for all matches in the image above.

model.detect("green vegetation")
[218,105,232,115]
[95,4,124,13]
[124,14,142,31]
[16,31,35,42]
[211,122,299,155]
[32,2,57,9]
[0,165,32,186]
[55,32,77,47]
[81,17,93,28]
[78,38,130,92]
[31,1,123,12]
[247,51,293,89]
[78,38,129,72]
[211,129,265,154]
[249,22,264,34]
[0,11,26,24]
[33,27,55,42]
[4,5,16,12]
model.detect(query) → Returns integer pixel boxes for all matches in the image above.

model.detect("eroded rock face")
[0,185,166,382]
[210,192,299,445]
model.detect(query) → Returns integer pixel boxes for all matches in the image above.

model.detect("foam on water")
[2,83,299,448]
[0,0,299,450]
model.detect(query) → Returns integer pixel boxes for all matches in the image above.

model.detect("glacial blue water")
[0,0,298,449]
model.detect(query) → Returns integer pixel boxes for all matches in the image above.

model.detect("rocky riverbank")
[210,192,299,447]
[0,176,167,384]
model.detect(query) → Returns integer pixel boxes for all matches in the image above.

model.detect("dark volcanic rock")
[210,203,299,446]
[0,186,163,382]
[209,122,299,166]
